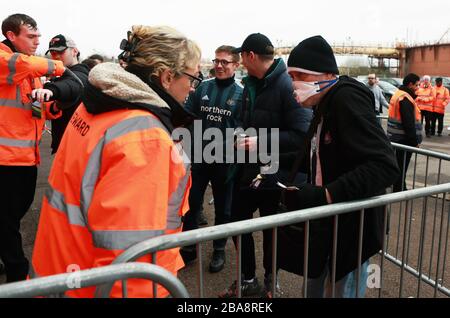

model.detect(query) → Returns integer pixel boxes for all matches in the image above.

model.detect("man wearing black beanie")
[279,35,399,298]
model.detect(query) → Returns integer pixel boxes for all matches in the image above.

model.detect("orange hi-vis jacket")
[415,83,435,113]
[433,85,450,114]
[387,89,423,144]
[31,102,191,297]
[0,42,65,166]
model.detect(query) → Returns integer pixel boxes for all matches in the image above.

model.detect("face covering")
[292,78,338,104]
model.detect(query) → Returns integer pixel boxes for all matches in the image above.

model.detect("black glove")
[249,173,278,190]
[283,184,328,211]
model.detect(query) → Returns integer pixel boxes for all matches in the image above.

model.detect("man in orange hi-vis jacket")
[415,75,436,137]
[0,13,65,282]
[432,77,450,136]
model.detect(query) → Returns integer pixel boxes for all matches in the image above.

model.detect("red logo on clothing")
[324,132,332,145]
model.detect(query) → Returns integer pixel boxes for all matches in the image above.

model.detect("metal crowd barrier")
[0,262,189,298]
[386,143,450,298]
[1,143,447,298]
[97,143,450,298]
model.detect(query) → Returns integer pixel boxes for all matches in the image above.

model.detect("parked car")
[377,80,398,103]
[380,77,402,88]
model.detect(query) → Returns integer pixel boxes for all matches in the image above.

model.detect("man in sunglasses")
[180,45,243,274]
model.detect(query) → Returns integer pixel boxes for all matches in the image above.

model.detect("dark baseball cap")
[232,33,274,55]
[45,34,77,54]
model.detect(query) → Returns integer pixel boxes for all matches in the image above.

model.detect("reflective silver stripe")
[7,53,19,85]
[47,59,55,76]
[387,118,402,125]
[0,86,32,110]
[104,116,167,144]
[0,98,30,109]
[80,137,105,222]
[92,229,165,250]
[166,142,191,230]
[81,116,170,222]
[387,127,406,135]
[167,171,190,230]
[0,137,35,148]
[46,187,86,227]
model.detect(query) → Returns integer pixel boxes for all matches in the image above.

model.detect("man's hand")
[236,136,258,152]
[284,184,328,211]
[31,88,53,103]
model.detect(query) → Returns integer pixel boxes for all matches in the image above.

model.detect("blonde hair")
[128,25,201,78]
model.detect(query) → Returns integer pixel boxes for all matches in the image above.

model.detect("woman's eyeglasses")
[182,72,203,89]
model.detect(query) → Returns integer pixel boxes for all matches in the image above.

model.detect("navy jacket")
[237,58,312,185]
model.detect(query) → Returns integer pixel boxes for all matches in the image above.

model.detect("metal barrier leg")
[395,152,408,259]
[399,200,410,298]
[406,153,419,265]
[152,252,157,298]
[330,215,339,298]
[356,210,365,298]
[303,221,310,298]
[416,196,429,298]
[434,192,447,297]
[122,280,128,298]
[196,243,204,298]
[395,201,403,259]
[271,227,278,298]
[386,198,392,254]
[379,206,388,298]
[428,159,442,278]
[236,235,242,298]
[441,200,450,286]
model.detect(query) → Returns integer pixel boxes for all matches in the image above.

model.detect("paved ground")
[1,111,450,298]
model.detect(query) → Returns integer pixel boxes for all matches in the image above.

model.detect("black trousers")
[421,110,433,136]
[230,184,281,280]
[182,164,232,250]
[431,112,444,135]
[0,165,37,282]
[393,149,413,193]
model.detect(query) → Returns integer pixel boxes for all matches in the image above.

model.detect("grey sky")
[3,0,450,60]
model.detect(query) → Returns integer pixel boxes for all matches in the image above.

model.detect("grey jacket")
[367,84,389,113]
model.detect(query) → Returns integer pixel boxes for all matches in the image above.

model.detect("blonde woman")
[31,25,201,298]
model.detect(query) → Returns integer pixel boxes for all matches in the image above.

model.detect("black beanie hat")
[287,35,339,75]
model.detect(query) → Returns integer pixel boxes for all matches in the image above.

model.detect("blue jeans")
[304,260,370,298]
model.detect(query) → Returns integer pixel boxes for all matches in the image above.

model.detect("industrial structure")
[274,29,450,77]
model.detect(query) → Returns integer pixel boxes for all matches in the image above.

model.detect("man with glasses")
[31,34,89,154]
[180,45,243,273]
